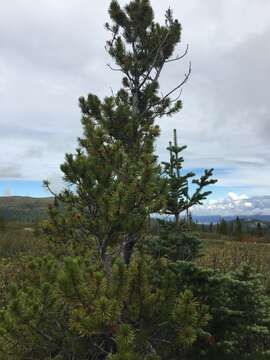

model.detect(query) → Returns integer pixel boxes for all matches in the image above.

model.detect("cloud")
[0,0,270,205]
[227,192,248,202]
[194,193,270,216]
[0,165,22,179]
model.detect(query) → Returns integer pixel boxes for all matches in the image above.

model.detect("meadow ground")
[1,223,270,289]
[197,233,270,288]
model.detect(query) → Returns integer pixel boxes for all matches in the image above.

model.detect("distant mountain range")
[192,215,270,224]
[0,196,269,224]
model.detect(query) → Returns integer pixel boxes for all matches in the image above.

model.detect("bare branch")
[107,63,122,72]
[160,61,191,102]
[140,72,154,82]
[107,63,133,84]
[105,23,119,49]
[43,181,60,199]
[165,44,189,63]
[146,62,191,112]
[138,32,170,90]
[153,62,164,82]
[110,87,115,97]
[171,89,182,103]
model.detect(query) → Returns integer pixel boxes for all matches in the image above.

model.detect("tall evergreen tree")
[44,0,191,267]
[256,221,263,237]
[219,219,228,235]
[235,216,242,240]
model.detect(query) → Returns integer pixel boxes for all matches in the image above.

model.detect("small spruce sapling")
[162,129,217,228]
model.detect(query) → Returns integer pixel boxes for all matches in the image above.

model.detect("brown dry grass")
[197,237,270,288]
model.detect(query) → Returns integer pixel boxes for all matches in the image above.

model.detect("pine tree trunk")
[123,234,137,265]
[101,252,112,279]
[175,213,180,229]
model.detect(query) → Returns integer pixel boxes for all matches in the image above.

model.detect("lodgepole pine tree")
[43,0,191,267]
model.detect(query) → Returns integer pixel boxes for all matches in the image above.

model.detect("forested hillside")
[0,196,52,222]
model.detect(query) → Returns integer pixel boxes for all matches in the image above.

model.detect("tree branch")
[107,64,122,72]
[159,61,191,103]
[138,32,170,90]
[146,62,191,113]
[165,44,189,63]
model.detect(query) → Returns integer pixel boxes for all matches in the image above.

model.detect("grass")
[1,223,270,288]
[0,222,47,258]
[197,235,270,288]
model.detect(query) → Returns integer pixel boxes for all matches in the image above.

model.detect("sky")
[0,0,270,215]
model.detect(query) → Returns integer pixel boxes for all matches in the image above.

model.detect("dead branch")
[145,62,191,113]
[165,44,189,63]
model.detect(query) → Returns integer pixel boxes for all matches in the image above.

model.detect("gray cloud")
[0,0,270,199]
[0,165,22,179]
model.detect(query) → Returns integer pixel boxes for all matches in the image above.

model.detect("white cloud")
[194,193,270,216]
[228,192,248,202]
